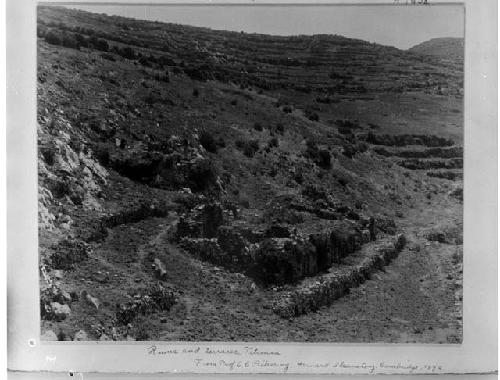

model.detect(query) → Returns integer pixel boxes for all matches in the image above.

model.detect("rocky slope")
[38,5,463,342]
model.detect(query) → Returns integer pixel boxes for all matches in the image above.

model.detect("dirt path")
[117,196,461,343]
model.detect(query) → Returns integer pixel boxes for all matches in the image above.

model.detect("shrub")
[276,123,284,134]
[192,88,199,97]
[356,142,369,153]
[337,176,349,187]
[199,131,218,153]
[117,46,136,59]
[230,99,238,106]
[317,149,331,169]
[338,127,353,135]
[184,64,213,81]
[268,137,279,148]
[138,55,153,67]
[342,144,356,158]
[253,122,263,131]
[316,96,331,104]
[282,105,293,113]
[61,33,79,49]
[37,25,47,38]
[90,37,109,52]
[101,53,115,62]
[44,30,62,46]
[236,139,259,158]
[305,138,319,158]
[216,137,226,148]
[153,71,169,82]
[304,108,319,122]
[188,158,218,192]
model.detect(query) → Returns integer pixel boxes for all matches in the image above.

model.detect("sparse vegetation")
[199,130,218,153]
[236,138,259,158]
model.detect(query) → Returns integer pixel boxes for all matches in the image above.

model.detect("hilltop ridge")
[409,37,464,64]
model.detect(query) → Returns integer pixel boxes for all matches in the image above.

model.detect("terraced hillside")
[38,5,463,343]
[409,37,464,66]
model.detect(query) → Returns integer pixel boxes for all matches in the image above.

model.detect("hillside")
[409,37,464,65]
[38,5,463,343]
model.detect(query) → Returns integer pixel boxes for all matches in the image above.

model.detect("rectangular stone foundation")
[272,234,406,318]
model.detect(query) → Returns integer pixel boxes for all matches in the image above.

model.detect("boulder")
[50,302,71,321]
[81,290,100,309]
[152,258,167,281]
[73,330,89,341]
[41,330,58,341]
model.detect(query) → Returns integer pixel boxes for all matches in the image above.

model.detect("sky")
[54,2,465,49]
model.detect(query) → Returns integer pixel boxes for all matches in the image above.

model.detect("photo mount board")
[7,0,497,375]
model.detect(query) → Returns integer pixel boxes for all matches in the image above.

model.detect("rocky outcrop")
[38,115,109,232]
[109,146,220,193]
[272,234,406,318]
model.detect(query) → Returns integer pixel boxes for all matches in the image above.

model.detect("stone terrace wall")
[272,234,406,317]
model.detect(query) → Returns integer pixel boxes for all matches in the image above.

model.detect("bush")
[356,142,369,153]
[192,88,199,97]
[342,144,356,158]
[44,30,62,46]
[253,122,263,131]
[90,37,109,52]
[304,139,331,169]
[316,96,331,104]
[236,139,259,158]
[337,176,349,187]
[317,149,331,169]
[268,137,279,148]
[188,158,218,192]
[199,131,218,153]
[282,105,293,113]
[101,53,116,62]
[61,33,79,49]
[117,46,136,59]
[183,64,213,81]
[276,123,284,134]
[153,70,169,82]
[230,99,238,106]
[216,137,226,148]
[304,108,319,122]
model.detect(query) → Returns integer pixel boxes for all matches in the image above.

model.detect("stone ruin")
[176,200,391,288]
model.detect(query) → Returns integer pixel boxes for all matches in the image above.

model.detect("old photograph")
[37,2,464,343]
